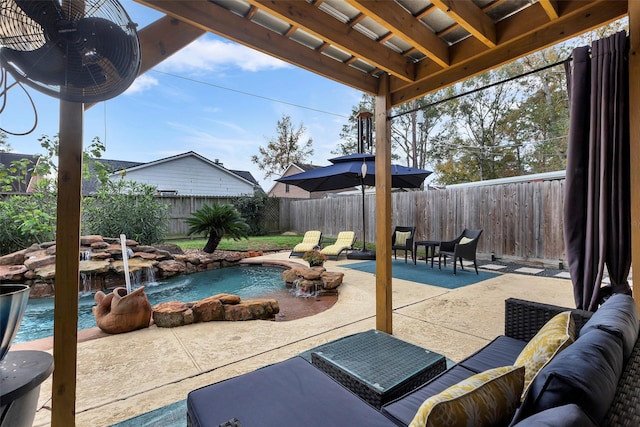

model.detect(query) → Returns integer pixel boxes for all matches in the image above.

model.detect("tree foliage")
[251,114,313,179]
[340,23,630,186]
[0,183,57,254]
[82,179,169,244]
[186,203,249,253]
[0,131,9,152]
[232,193,270,236]
[0,135,110,255]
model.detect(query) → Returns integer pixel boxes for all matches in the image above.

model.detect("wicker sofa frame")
[504,298,640,426]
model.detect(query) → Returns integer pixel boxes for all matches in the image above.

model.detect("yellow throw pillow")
[395,231,411,246]
[459,237,473,245]
[514,311,575,399]
[409,365,525,427]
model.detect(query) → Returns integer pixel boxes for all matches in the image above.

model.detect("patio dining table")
[413,240,439,267]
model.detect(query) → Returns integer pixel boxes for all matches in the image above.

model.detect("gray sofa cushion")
[511,404,598,427]
[382,364,476,426]
[187,356,397,427]
[580,293,639,360]
[511,328,624,425]
[382,336,526,426]
[458,335,527,374]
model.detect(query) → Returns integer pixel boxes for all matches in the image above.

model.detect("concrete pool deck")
[25,251,576,427]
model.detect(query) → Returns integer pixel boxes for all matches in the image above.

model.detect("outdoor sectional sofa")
[187,295,640,427]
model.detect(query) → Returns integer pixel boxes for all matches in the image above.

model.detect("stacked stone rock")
[281,266,344,295]
[0,235,263,297]
[152,293,280,327]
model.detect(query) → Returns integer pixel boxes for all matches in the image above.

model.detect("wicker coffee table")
[311,330,446,408]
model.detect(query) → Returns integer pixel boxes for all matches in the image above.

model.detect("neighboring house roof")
[229,169,259,186]
[86,151,261,196]
[0,152,41,193]
[267,162,322,195]
[83,159,143,195]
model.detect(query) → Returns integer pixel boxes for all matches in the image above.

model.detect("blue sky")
[0,1,363,191]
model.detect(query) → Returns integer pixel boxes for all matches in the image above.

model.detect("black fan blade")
[76,17,136,79]
[13,0,64,41]
[1,42,106,87]
[1,43,66,85]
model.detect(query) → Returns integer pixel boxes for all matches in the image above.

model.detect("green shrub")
[232,193,268,236]
[186,203,249,253]
[82,180,169,244]
[0,187,57,255]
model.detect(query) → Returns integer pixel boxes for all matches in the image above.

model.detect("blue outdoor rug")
[343,259,499,289]
[110,399,186,427]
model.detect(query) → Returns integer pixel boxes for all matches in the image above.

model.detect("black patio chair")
[438,229,483,275]
[392,226,415,263]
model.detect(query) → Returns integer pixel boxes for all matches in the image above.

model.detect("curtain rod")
[388,56,572,120]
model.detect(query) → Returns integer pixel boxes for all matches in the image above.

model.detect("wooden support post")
[375,74,393,333]
[629,2,640,311]
[51,100,83,427]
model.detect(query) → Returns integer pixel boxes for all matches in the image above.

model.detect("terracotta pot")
[92,286,152,334]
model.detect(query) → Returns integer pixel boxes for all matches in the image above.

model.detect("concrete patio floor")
[26,251,576,427]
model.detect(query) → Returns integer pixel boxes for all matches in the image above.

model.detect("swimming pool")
[14,265,285,344]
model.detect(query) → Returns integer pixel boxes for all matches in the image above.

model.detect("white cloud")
[125,74,159,94]
[156,37,290,74]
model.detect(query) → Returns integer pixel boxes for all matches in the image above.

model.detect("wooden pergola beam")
[136,0,378,93]
[375,74,393,333]
[431,0,497,47]
[250,0,417,82]
[347,0,450,68]
[51,101,83,427]
[391,0,628,106]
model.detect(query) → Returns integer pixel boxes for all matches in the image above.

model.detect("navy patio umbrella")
[277,153,432,258]
[277,153,431,191]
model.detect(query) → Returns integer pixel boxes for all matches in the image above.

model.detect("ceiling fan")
[0,0,141,103]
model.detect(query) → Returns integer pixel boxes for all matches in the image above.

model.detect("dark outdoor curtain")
[563,31,631,311]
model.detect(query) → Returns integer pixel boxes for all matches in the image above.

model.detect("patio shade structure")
[277,153,431,192]
[32,1,640,425]
[276,153,432,256]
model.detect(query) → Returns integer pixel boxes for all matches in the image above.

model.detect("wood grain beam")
[346,0,450,68]
[539,0,560,20]
[375,73,392,334]
[50,101,83,427]
[431,0,497,47]
[86,14,204,110]
[138,15,205,75]
[136,0,378,93]
[390,0,627,106]
[249,0,415,82]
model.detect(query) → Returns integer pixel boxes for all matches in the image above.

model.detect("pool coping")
[13,257,311,352]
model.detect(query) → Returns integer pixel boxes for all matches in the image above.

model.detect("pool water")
[14,265,285,344]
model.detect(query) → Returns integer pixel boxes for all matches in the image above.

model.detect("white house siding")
[110,155,254,196]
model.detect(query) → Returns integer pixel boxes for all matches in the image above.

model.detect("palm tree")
[186,203,250,253]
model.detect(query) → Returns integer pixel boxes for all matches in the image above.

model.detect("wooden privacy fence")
[280,179,566,265]
[160,195,280,237]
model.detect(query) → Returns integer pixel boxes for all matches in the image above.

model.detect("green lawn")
[170,234,375,252]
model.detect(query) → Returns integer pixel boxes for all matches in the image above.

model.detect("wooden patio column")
[629,2,640,310]
[51,100,83,426]
[375,74,393,333]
